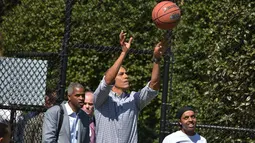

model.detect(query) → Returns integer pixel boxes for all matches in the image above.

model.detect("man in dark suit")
[42,82,90,143]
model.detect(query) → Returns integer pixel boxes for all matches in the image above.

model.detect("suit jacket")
[42,102,90,143]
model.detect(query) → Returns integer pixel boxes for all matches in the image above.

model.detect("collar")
[65,102,76,116]
[112,91,130,98]
[122,92,130,98]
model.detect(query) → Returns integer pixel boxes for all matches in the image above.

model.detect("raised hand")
[119,30,133,53]
[153,41,167,59]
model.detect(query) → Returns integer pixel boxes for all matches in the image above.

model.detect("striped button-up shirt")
[94,77,158,143]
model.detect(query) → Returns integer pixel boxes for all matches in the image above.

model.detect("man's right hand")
[119,30,133,53]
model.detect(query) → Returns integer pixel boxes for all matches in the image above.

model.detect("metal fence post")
[159,30,173,143]
[58,0,74,102]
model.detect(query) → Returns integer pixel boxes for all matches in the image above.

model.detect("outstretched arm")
[149,41,166,90]
[104,30,133,85]
[94,31,133,108]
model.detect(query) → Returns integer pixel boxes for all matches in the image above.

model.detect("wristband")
[152,57,161,63]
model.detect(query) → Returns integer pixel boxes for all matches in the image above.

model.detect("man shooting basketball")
[93,30,166,143]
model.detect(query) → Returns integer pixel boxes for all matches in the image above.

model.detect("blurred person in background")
[13,89,57,143]
[0,116,11,143]
[23,89,57,143]
[82,91,96,143]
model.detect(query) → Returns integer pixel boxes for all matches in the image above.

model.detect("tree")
[1,0,254,142]
[0,0,164,142]
[170,0,255,142]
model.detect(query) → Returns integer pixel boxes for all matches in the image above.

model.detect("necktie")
[90,122,95,143]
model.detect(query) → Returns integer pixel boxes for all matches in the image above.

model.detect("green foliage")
[0,0,65,52]
[1,0,163,142]
[171,0,255,142]
[69,2,163,142]
[1,0,254,142]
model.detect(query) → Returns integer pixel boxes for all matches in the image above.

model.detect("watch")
[152,57,161,63]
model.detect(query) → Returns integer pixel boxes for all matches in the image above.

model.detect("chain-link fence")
[0,0,254,143]
[0,52,60,143]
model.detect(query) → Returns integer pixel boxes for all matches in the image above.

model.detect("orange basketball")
[152,1,181,30]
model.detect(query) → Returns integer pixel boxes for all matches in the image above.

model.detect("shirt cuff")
[146,81,159,93]
[102,76,114,87]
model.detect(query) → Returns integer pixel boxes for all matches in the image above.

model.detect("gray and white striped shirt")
[94,77,158,143]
